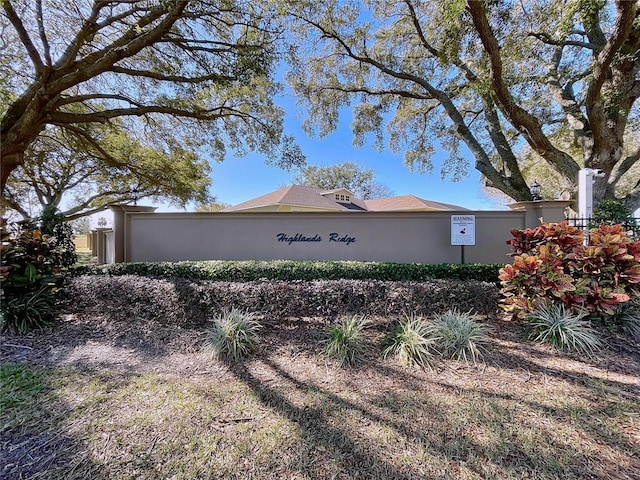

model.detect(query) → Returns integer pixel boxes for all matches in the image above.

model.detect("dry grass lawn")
[2,313,639,479]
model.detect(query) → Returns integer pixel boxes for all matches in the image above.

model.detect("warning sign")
[451,215,475,246]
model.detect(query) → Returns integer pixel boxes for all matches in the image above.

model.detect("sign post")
[451,215,476,264]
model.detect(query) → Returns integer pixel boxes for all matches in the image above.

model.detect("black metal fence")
[566,216,640,240]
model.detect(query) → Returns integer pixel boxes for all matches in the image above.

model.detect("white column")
[578,168,604,218]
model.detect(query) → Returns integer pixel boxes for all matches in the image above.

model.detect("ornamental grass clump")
[207,308,262,363]
[0,286,59,334]
[432,309,490,364]
[611,299,640,336]
[526,303,602,356]
[382,314,439,369]
[323,314,369,367]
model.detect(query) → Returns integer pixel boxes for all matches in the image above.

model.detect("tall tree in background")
[293,160,392,199]
[195,201,231,212]
[285,0,639,208]
[2,122,212,221]
[1,0,304,192]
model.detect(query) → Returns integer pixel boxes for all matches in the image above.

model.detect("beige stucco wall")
[121,210,532,264]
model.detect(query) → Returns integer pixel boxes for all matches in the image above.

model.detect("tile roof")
[222,185,466,212]
[364,195,468,211]
[222,185,367,212]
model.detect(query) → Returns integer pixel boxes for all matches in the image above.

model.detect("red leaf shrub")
[500,222,640,318]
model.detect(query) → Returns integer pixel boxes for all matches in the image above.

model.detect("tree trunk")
[1,86,51,192]
[1,152,24,194]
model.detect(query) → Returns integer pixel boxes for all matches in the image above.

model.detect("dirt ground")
[2,312,640,479]
[3,312,640,397]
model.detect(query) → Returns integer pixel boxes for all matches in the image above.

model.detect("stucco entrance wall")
[122,210,530,264]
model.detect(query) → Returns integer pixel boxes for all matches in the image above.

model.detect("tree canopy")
[195,201,231,212]
[1,0,304,193]
[284,0,640,209]
[2,122,212,221]
[293,160,392,199]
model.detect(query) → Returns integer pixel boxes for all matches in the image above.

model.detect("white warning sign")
[451,215,475,246]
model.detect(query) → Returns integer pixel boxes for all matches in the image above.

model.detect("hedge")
[72,260,502,284]
[63,275,500,325]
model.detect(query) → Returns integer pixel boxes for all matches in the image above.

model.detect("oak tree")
[2,122,212,221]
[1,0,304,192]
[284,0,639,208]
[195,201,231,212]
[293,160,393,199]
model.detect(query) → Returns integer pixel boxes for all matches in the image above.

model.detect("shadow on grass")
[230,359,556,478]
[0,362,107,480]
[229,359,421,479]
[227,339,640,480]
[483,339,640,398]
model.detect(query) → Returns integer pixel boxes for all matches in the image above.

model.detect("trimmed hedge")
[72,260,502,284]
[62,275,500,325]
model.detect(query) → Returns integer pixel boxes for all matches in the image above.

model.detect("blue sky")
[186,102,504,212]
[92,87,506,227]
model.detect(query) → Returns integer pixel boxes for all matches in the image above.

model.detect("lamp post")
[530,180,542,201]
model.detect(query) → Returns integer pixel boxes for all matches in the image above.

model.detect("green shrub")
[207,308,261,363]
[1,218,64,333]
[72,260,502,283]
[1,219,61,293]
[323,314,369,367]
[0,286,58,334]
[500,222,640,318]
[38,206,78,268]
[382,314,439,369]
[591,199,639,238]
[63,276,500,325]
[525,303,602,356]
[432,309,489,363]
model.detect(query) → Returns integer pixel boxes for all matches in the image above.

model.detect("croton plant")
[0,218,63,298]
[499,222,640,318]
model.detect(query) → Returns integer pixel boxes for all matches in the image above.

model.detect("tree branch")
[49,3,186,93]
[55,93,144,108]
[35,0,52,67]
[318,85,432,100]
[0,190,32,219]
[404,0,441,58]
[621,182,640,211]
[466,0,580,182]
[292,7,529,199]
[545,45,592,150]
[58,169,95,193]
[95,4,147,30]
[52,1,104,70]
[631,80,640,100]
[162,35,265,51]
[528,31,600,51]
[482,96,529,194]
[3,0,44,73]
[62,190,136,218]
[49,104,264,126]
[56,125,132,169]
[611,145,640,185]
[108,66,236,84]
[585,1,638,145]
[64,204,112,222]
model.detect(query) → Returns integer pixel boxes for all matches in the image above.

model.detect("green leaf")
[24,264,38,283]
